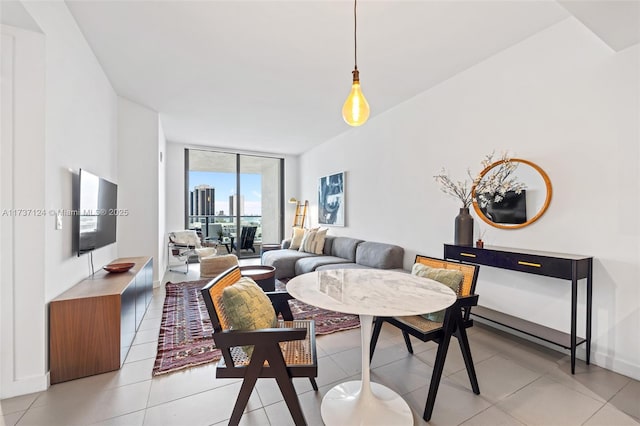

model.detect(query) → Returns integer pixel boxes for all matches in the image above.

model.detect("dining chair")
[369,254,481,421]
[200,266,318,426]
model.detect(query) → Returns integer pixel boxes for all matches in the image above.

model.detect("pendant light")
[342,0,370,127]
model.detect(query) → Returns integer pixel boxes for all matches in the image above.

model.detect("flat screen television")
[479,190,527,224]
[75,169,118,256]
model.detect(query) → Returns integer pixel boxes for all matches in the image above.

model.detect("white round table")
[287,269,457,425]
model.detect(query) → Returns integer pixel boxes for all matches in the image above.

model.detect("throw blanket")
[170,230,201,247]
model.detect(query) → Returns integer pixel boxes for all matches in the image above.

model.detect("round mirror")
[472,158,552,229]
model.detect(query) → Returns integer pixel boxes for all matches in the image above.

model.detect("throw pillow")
[289,227,306,250]
[298,228,318,253]
[221,277,277,356]
[412,263,463,323]
[312,228,328,254]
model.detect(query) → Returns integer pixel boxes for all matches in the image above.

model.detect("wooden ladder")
[292,200,308,228]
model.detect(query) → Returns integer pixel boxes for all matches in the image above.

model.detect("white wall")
[165,142,187,236]
[1,0,119,398]
[0,24,47,399]
[117,97,163,285]
[299,18,640,379]
[158,120,167,276]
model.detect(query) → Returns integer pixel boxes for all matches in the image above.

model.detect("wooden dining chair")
[200,266,318,426]
[369,254,481,421]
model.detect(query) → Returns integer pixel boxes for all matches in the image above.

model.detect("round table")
[240,265,276,292]
[287,269,456,425]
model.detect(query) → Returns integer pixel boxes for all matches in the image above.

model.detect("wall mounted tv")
[75,169,118,256]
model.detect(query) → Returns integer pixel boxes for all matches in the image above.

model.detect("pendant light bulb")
[342,69,370,127]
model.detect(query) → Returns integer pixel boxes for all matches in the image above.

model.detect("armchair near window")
[168,230,216,273]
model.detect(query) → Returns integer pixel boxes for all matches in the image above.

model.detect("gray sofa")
[261,235,404,279]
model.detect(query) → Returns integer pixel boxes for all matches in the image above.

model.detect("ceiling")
[57,1,637,155]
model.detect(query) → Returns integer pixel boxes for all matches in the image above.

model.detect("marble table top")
[287,269,457,317]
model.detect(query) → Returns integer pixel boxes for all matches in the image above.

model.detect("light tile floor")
[2,262,638,426]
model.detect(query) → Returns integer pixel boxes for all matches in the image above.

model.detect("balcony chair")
[167,230,216,273]
[369,254,481,421]
[200,266,318,425]
[232,226,257,254]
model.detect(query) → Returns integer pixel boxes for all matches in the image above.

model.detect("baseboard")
[591,351,640,381]
[474,319,640,380]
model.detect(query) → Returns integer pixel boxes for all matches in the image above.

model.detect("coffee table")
[287,269,456,425]
[239,265,276,292]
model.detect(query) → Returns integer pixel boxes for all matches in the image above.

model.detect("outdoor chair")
[369,254,481,421]
[200,266,318,425]
[232,226,257,253]
[168,230,216,273]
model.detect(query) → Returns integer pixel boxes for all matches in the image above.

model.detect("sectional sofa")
[261,235,404,279]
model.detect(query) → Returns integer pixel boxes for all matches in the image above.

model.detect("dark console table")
[444,244,592,374]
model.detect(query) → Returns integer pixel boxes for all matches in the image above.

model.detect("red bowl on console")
[103,262,135,273]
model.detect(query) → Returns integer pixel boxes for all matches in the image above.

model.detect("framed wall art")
[318,172,345,226]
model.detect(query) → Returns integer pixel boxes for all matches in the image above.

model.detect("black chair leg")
[309,377,318,391]
[423,313,456,422]
[370,317,383,360]
[269,353,306,425]
[455,323,480,394]
[402,330,414,354]
[228,347,266,425]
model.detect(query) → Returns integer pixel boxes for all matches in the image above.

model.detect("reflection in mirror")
[472,159,552,229]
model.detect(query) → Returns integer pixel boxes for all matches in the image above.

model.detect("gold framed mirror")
[472,158,552,229]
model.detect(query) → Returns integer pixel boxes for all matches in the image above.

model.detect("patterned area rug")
[152,278,360,376]
[152,280,220,376]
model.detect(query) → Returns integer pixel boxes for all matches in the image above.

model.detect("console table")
[444,244,592,374]
[49,256,153,384]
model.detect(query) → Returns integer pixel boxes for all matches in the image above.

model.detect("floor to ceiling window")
[186,149,283,258]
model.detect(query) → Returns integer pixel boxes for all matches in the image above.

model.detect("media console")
[444,244,592,374]
[49,256,153,384]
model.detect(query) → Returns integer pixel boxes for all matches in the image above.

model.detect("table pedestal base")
[321,380,413,425]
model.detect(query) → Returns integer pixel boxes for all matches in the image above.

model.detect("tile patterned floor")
[2,262,638,426]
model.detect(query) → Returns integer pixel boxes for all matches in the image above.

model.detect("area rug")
[152,278,360,376]
[152,280,221,376]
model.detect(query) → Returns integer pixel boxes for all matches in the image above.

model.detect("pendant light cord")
[354,0,358,70]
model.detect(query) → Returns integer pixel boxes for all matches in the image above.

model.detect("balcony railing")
[188,215,262,243]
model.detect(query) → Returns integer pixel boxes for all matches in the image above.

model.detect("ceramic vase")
[455,207,474,246]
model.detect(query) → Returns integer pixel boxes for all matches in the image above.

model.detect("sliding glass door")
[186,149,283,258]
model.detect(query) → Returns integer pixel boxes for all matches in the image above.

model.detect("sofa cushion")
[322,235,335,255]
[261,249,317,279]
[298,228,327,254]
[294,256,354,276]
[317,263,408,273]
[355,242,404,269]
[330,237,364,262]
